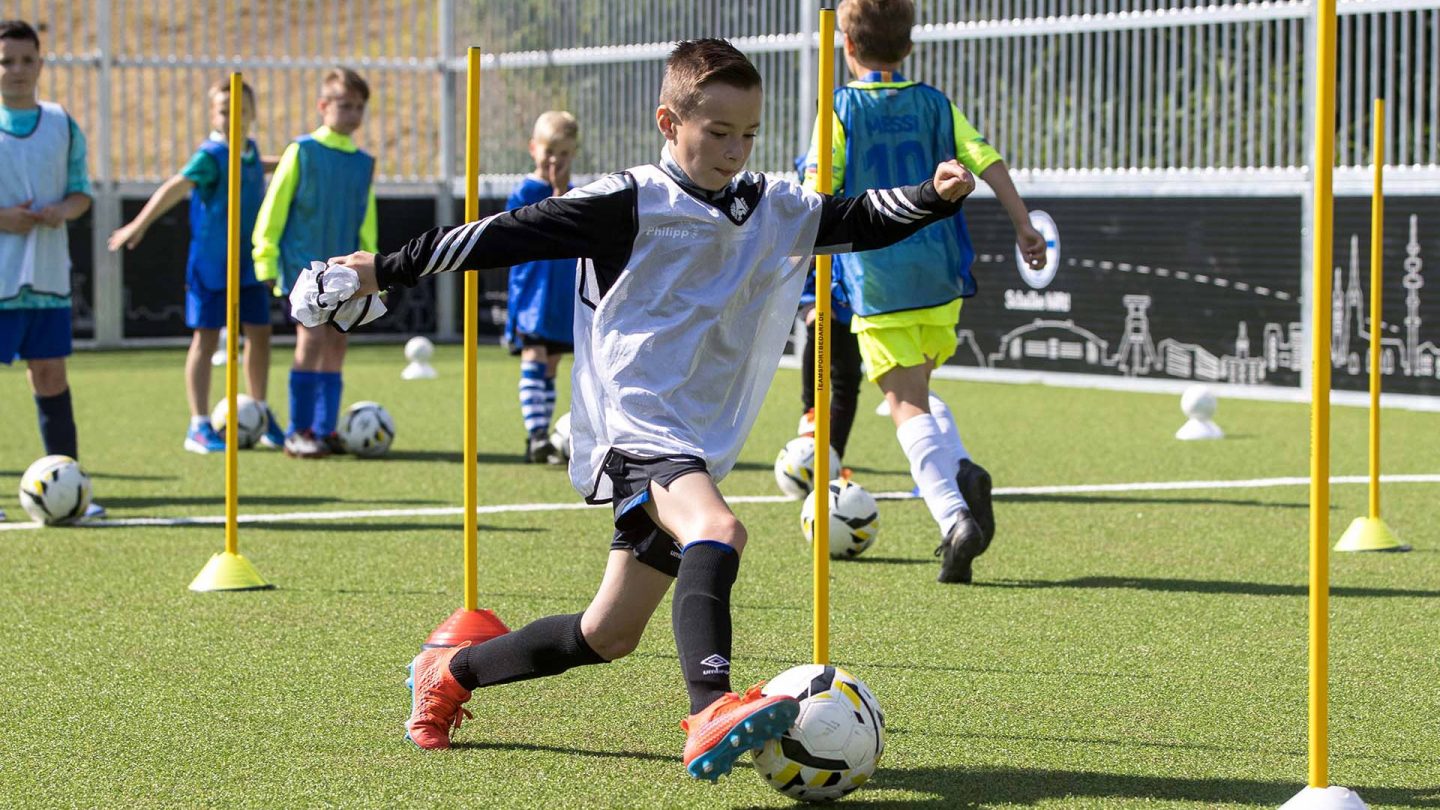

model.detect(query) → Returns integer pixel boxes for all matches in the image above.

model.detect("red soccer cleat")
[404,642,474,749]
[681,684,799,781]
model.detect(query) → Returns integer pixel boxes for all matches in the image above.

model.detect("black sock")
[447,612,606,690]
[35,389,78,459]
[672,541,739,714]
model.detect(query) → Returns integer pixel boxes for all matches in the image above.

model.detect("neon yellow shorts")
[854,322,960,383]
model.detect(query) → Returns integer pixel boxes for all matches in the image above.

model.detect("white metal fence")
[19,0,1440,343]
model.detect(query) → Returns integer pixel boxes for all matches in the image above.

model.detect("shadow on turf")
[980,576,1440,599]
[242,520,538,534]
[1002,492,1313,509]
[729,460,890,476]
[92,495,448,509]
[730,765,1440,808]
[381,449,547,466]
[844,555,932,566]
[451,740,673,764]
[0,469,177,482]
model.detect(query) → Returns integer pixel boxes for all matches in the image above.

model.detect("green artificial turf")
[1,345,1437,808]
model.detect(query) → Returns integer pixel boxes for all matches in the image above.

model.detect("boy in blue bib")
[109,79,282,453]
[0,20,105,520]
[801,0,1048,583]
[506,111,579,463]
[253,68,377,458]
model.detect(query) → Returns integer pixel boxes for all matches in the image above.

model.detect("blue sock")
[519,361,548,436]
[314,372,343,436]
[287,370,319,436]
[35,389,78,458]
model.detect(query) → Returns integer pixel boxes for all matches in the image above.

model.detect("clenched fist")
[932,160,975,202]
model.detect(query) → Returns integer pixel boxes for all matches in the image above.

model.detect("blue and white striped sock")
[543,376,558,426]
[519,361,549,436]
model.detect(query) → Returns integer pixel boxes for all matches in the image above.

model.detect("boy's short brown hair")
[207,78,256,105]
[532,110,579,143]
[658,39,762,121]
[322,67,370,102]
[0,19,41,49]
[838,0,914,65]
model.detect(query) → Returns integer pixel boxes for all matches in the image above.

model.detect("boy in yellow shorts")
[803,0,1046,583]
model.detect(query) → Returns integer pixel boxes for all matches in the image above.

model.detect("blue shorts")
[0,307,72,364]
[186,284,272,330]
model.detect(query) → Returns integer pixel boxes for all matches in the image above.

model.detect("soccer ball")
[18,455,93,525]
[801,478,880,559]
[210,394,267,449]
[404,335,434,363]
[753,664,886,802]
[774,436,841,499]
[339,401,396,457]
[549,411,572,460]
[1181,384,1217,420]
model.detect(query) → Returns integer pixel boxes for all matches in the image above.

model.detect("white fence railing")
[18,0,1440,343]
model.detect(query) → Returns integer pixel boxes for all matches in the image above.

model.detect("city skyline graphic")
[956,214,1437,389]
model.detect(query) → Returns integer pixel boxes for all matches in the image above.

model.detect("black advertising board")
[111,196,441,338]
[1328,197,1440,396]
[954,195,1440,398]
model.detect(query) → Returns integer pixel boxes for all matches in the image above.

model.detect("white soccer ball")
[404,335,434,362]
[18,454,93,525]
[753,664,886,802]
[801,478,880,559]
[774,436,841,499]
[549,411,572,460]
[339,401,396,457]
[1181,384,1217,420]
[210,394,267,449]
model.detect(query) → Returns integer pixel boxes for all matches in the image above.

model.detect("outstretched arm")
[108,174,195,250]
[811,160,974,255]
[334,173,638,295]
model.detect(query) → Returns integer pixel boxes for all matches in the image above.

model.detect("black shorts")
[508,332,573,356]
[602,450,709,578]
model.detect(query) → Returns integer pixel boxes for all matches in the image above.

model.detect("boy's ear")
[655,105,679,141]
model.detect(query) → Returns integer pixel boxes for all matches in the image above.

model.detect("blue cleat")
[259,406,286,449]
[184,421,226,454]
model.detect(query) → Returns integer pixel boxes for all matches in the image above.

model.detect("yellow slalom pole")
[1335,99,1407,554]
[224,72,242,559]
[812,1,836,667]
[423,47,508,646]
[463,47,481,614]
[1367,99,1384,522]
[189,73,270,592]
[1306,0,1337,791]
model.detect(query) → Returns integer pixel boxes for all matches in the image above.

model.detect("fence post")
[797,0,816,162]
[434,0,459,341]
[91,0,123,346]
[1298,5,1318,400]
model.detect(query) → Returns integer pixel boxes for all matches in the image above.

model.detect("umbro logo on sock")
[700,654,730,675]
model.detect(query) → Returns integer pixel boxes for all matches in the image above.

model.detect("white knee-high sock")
[927,392,970,461]
[896,413,969,536]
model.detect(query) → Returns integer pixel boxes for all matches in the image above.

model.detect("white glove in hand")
[288,260,386,331]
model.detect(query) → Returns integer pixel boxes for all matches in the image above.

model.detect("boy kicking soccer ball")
[293,39,973,782]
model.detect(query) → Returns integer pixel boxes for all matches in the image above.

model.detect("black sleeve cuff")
[916,179,964,215]
[375,252,405,290]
